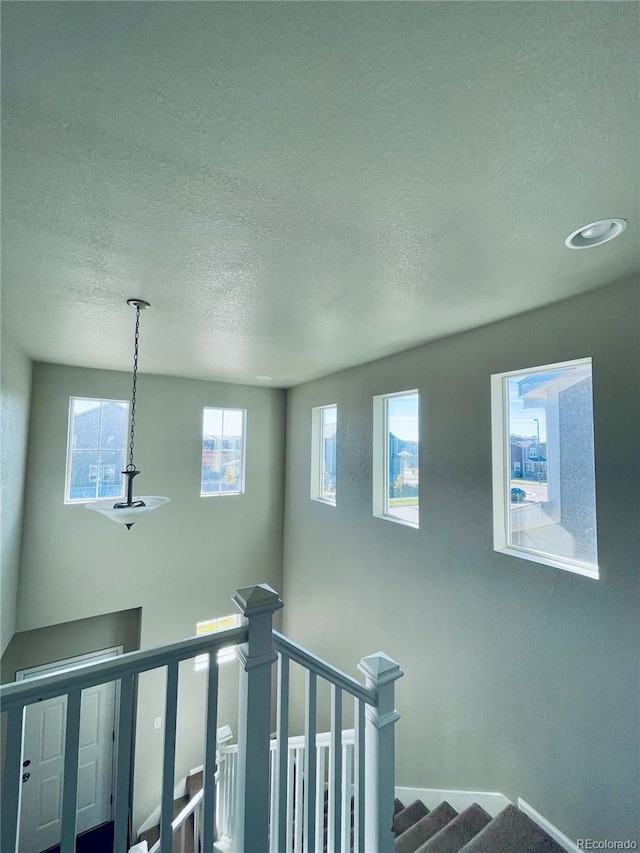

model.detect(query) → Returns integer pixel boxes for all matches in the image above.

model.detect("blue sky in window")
[322,405,337,426]
[388,393,419,441]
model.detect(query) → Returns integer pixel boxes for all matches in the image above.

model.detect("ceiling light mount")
[126,298,150,311]
[85,298,169,529]
[565,218,627,249]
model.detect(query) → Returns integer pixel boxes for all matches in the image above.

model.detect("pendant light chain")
[86,297,169,527]
[127,303,141,471]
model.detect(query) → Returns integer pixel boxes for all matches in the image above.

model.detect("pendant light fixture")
[85,299,170,529]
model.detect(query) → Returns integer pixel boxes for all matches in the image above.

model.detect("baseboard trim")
[518,798,579,853]
[395,786,512,818]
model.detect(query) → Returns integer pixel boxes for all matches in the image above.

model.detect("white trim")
[310,404,337,505]
[372,389,419,529]
[495,544,599,580]
[491,357,599,578]
[374,512,420,530]
[372,394,385,519]
[395,786,511,818]
[493,356,594,381]
[64,397,129,505]
[16,645,123,680]
[491,371,508,561]
[518,798,580,853]
[200,407,247,498]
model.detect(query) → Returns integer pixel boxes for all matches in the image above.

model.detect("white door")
[17,650,119,853]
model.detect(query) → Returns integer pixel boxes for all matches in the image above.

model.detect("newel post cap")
[358,651,404,686]
[232,583,284,618]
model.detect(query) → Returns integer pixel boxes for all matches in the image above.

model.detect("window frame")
[491,357,598,579]
[373,389,420,529]
[200,407,247,498]
[310,404,337,506]
[64,396,130,504]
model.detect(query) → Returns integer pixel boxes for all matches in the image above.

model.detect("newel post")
[358,652,404,853]
[233,583,283,853]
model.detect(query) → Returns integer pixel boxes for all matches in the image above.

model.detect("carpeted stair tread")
[394,800,430,837]
[396,801,459,853]
[415,803,491,853]
[459,804,567,852]
[395,798,406,815]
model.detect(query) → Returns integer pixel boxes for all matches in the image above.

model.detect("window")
[65,397,129,503]
[310,404,337,504]
[491,358,598,578]
[194,614,241,671]
[373,390,419,527]
[201,408,246,496]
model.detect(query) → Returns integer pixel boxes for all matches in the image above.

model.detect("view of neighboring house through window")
[65,397,129,503]
[491,358,598,578]
[310,404,337,504]
[194,614,241,671]
[373,390,419,527]
[201,408,246,496]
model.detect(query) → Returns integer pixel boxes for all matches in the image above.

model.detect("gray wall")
[17,362,286,827]
[1,608,141,685]
[282,279,640,843]
[0,332,32,656]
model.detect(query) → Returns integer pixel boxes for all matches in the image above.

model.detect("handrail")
[273,631,376,705]
[1,626,372,709]
[0,625,248,710]
[147,787,204,853]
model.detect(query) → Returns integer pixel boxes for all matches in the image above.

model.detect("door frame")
[16,646,123,828]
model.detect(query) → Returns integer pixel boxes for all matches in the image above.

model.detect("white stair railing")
[218,729,358,853]
[1,583,402,853]
[0,607,249,853]
[261,632,404,853]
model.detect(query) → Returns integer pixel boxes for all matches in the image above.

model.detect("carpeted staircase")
[136,777,568,852]
[393,797,568,853]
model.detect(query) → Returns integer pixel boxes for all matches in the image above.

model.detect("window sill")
[374,512,419,530]
[495,544,599,579]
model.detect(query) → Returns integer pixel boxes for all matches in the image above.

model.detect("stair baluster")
[60,689,82,853]
[329,685,343,853]
[114,672,136,852]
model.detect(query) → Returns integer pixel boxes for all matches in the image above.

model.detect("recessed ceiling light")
[565,218,627,249]
[256,375,272,381]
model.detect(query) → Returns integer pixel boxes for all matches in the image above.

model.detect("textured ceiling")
[2,2,638,387]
